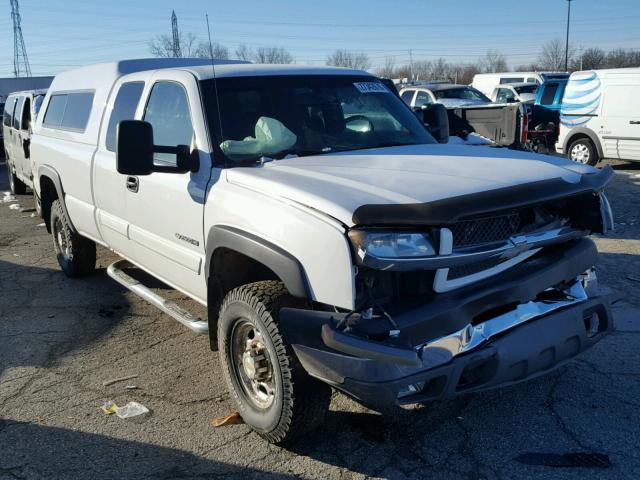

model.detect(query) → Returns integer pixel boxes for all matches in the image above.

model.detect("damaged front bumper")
[280,239,614,409]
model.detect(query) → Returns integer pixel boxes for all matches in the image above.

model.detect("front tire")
[568,137,599,166]
[8,164,27,195]
[51,199,96,277]
[218,280,331,444]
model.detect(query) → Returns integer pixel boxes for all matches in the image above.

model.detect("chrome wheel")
[570,142,590,164]
[230,319,276,409]
[53,216,72,260]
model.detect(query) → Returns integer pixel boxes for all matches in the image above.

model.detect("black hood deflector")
[352,165,613,226]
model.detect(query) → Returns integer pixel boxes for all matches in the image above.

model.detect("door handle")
[630,120,640,125]
[126,176,139,193]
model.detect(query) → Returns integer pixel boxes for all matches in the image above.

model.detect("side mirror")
[117,120,154,175]
[418,103,449,144]
[117,120,199,175]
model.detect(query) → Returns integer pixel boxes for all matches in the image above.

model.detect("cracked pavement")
[1,159,639,480]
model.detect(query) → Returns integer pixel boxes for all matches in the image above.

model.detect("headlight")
[349,230,436,259]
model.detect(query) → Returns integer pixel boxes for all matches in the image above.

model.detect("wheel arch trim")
[38,165,76,233]
[564,127,604,159]
[205,225,311,300]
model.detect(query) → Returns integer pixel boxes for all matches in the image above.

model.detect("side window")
[143,81,193,166]
[496,88,512,103]
[414,91,432,107]
[400,90,414,105]
[43,95,67,128]
[62,92,94,130]
[43,92,94,131]
[3,97,16,127]
[500,77,524,84]
[13,97,25,130]
[526,77,538,84]
[21,97,31,131]
[540,83,559,105]
[105,81,145,152]
[34,95,45,116]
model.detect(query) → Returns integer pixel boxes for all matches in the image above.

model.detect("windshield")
[201,75,436,164]
[514,85,538,94]
[434,87,490,102]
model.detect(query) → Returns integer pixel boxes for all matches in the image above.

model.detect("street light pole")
[565,0,572,71]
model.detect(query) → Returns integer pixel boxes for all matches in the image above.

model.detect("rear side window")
[106,82,145,152]
[143,81,193,166]
[13,96,25,130]
[540,83,558,105]
[415,91,432,107]
[43,92,94,131]
[3,97,17,127]
[400,90,414,105]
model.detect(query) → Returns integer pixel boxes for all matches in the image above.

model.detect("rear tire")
[51,199,96,277]
[8,164,27,195]
[568,137,599,166]
[218,280,331,444]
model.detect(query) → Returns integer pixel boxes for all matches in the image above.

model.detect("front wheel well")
[39,175,59,232]
[207,248,281,347]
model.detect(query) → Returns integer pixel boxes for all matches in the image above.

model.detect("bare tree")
[479,50,507,73]
[376,56,396,78]
[326,49,371,70]
[234,44,253,62]
[149,32,198,58]
[605,48,640,68]
[538,38,575,71]
[571,47,605,71]
[194,41,229,59]
[253,46,294,64]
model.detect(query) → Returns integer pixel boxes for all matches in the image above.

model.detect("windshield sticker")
[353,82,389,94]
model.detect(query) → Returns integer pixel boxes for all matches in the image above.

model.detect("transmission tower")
[171,10,182,58]
[10,0,32,77]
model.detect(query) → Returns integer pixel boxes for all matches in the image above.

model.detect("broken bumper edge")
[283,297,613,409]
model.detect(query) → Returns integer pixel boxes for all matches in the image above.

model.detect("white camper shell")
[556,68,640,165]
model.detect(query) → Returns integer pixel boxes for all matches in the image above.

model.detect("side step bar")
[106,260,209,334]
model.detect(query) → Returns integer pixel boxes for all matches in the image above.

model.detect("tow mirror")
[117,120,154,175]
[417,103,450,144]
[117,120,199,175]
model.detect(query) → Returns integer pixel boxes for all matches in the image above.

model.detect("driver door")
[123,71,213,302]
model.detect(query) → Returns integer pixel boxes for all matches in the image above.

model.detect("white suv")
[32,59,615,443]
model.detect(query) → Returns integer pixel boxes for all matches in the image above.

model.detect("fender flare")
[563,127,604,159]
[205,225,310,299]
[38,165,76,233]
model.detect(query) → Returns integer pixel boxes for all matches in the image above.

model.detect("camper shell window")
[43,91,95,132]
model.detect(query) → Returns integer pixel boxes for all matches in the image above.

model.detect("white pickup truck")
[32,59,615,444]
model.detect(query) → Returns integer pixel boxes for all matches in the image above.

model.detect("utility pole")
[409,49,413,81]
[171,10,182,58]
[564,0,572,72]
[10,0,32,77]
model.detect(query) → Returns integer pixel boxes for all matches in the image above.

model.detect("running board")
[106,260,209,334]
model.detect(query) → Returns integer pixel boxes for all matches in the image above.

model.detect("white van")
[472,72,568,97]
[557,68,640,165]
[2,89,47,199]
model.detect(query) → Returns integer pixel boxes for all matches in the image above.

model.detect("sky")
[1,0,639,77]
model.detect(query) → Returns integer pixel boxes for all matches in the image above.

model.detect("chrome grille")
[450,213,524,248]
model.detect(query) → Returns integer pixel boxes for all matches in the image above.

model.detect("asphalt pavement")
[1,160,639,480]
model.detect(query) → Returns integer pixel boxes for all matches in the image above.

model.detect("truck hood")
[225,144,598,227]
